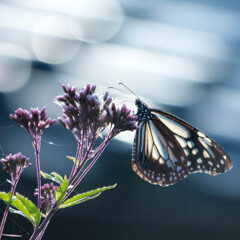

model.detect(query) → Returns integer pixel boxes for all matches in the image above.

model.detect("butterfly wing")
[150,109,232,175]
[132,114,188,187]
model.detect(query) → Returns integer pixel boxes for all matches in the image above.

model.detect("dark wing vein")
[132,115,188,186]
[150,109,232,175]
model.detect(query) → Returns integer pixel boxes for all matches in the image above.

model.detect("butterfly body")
[132,99,232,187]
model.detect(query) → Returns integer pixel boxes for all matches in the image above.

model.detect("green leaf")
[11,193,41,227]
[41,171,63,185]
[59,183,117,209]
[50,172,64,185]
[66,156,80,167]
[60,193,101,209]
[11,198,34,226]
[9,207,29,219]
[56,175,69,206]
[16,193,42,226]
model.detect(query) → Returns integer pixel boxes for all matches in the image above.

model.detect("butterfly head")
[135,99,152,122]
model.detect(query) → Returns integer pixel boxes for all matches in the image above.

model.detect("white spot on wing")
[192,148,199,155]
[152,145,160,160]
[177,166,182,172]
[208,161,213,166]
[197,131,206,137]
[197,158,202,164]
[154,114,190,138]
[184,149,189,156]
[199,137,215,158]
[175,135,187,148]
[159,157,164,164]
[203,150,210,158]
[204,137,211,143]
[187,141,194,148]
[166,160,174,169]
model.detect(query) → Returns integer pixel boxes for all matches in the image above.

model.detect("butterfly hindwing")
[151,109,232,176]
[132,115,188,187]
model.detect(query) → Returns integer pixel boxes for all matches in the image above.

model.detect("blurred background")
[0,0,240,239]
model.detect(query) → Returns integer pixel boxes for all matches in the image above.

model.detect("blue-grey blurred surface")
[0,0,240,239]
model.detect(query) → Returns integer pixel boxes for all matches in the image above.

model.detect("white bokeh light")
[31,15,82,64]
[0,43,31,93]
[11,0,124,43]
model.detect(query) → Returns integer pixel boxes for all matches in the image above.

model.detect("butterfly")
[131,98,233,187]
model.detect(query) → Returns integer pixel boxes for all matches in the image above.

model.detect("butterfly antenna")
[118,99,135,105]
[118,82,139,99]
[107,86,133,97]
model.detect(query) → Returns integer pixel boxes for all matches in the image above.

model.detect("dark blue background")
[0,0,240,239]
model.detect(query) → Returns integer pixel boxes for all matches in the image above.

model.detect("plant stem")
[0,180,18,239]
[31,131,113,239]
[0,205,10,240]
[36,220,50,240]
[64,138,111,201]
[29,205,56,240]
[68,142,81,182]
[34,138,42,209]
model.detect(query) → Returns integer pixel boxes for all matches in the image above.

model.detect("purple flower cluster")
[0,83,139,240]
[34,183,58,211]
[104,102,138,136]
[0,153,31,178]
[57,84,137,141]
[9,108,55,142]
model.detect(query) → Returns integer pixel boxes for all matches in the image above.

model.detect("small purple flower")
[9,107,55,142]
[10,107,55,209]
[57,84,137,141]
[0,153,31,180]
[34,183,58,211]
[105,103,138,136]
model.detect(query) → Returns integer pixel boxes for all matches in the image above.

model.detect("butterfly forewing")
[131,98,232,187]
[151,109,232,176]
[132,115,188,187]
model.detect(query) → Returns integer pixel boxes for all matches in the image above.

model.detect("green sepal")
[59,183,117,209]
[41,171,63,185]
[50,172,64,185]
[0,191,6,202]
[4,192,13,205]
[6,179,12,185]
[66,156,80,167]
[11,193,41,227]
[0,191,13,205]
[41,171,53,181]
[56,175,69,206]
